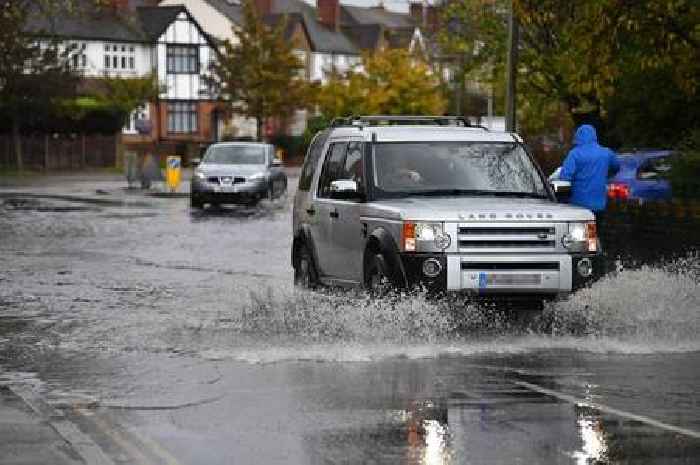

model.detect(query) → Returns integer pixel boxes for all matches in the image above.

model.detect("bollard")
[124,150,139,189]
[165,156,181,193]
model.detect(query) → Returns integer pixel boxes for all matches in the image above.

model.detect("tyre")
[190,195,204,209]
[294,244,318,289]
[365,253,392,296]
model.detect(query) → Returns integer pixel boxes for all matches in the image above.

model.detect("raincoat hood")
[573,124,598,146]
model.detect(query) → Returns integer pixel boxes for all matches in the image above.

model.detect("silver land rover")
[291,116,601,302]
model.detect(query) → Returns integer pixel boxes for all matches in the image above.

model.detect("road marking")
[82,409,185,465]
[7,385,116,465]
[514,380,700,440]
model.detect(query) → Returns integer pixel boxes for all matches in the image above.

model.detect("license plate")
[479,273,541,287]
[214,185,236,193]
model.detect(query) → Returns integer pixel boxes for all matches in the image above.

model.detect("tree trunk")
[256,116,264,142]
[12,118,23,172]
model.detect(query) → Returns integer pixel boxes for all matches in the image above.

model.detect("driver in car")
[380,155,425,189]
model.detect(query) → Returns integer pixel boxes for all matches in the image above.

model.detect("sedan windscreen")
[205,146,266,165]
[373,142,548,198]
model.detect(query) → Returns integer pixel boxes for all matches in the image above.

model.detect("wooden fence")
[0,133,117,170]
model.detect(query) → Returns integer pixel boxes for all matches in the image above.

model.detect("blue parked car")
[607,150,673,203]
[549,150,673,204]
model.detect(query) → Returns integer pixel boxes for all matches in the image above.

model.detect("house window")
[69,42,87,70]
[167,102,198,133]
[167,45,199,74]
[104,43,136,72]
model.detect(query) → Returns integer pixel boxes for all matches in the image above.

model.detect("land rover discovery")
[291,116,601,301]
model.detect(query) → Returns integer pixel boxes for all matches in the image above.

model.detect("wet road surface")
[1,172,699,464]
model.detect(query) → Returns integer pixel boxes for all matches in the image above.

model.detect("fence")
[0,133,117,170]
[601,200,700,265]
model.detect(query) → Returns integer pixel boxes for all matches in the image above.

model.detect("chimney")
[110,0,130,10]
[425,5,438,34]
[409,2,424,27]
[254,0,273,16]
[317,0,340,31]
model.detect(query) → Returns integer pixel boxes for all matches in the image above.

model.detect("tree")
[315,49,446,119]
[210,0,308,141]
[0,0,80,170]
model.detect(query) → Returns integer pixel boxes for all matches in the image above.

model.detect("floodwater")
[0,173,699,464]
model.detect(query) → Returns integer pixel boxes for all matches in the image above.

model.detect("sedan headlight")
[563,222,597,252]
[248,173,266,182]
[194,171,206,180]
[402,221,451,252]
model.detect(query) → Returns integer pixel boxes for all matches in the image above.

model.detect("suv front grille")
[461,262,560,271]
[458,224,558,252]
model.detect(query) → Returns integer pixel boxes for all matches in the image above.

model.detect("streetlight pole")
[505,0,519,132]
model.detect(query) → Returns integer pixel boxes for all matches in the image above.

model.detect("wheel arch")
[363,227,407,288]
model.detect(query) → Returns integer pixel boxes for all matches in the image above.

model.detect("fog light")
[577,258,593,278]
[422,258,442,278]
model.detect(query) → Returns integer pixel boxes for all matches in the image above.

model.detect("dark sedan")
[190,142,287,208]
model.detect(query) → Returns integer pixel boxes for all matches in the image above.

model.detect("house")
[25,0,221,160]
[159,0,426,137]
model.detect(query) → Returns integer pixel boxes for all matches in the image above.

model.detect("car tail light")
[608,182,630,200]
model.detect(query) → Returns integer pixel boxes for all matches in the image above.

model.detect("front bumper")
[191,178,267,204]
[400,252,602,295]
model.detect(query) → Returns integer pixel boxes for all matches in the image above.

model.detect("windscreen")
[204,145,266,165]
[373,142,548,198]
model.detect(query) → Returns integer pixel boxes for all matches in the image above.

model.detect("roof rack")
[330,115,489,130]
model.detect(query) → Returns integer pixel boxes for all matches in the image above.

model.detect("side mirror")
[329,179,361,200]
[550,180,571,199]
[191,158,201,167]
[271,158,283,167]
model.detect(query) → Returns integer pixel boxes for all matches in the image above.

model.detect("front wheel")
[294,244,318,289]
[365,253,392,296]
[190,194,203,209]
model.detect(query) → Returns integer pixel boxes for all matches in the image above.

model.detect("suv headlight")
[402,221,451,252]
[563,221,597,252]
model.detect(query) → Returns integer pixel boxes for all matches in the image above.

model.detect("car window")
[204,145,266,165]
[638,156,671,180]
[317,143,347,198]
[298,131,329,192]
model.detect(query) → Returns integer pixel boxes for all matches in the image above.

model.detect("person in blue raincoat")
[560,124,620,217]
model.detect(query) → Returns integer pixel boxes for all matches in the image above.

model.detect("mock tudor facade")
[26,0,221,156]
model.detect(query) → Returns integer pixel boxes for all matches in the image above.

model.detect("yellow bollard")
[165,156,181,193]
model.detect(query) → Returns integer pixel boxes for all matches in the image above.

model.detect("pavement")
[1,169,698,464]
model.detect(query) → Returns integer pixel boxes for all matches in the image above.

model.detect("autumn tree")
[211,0,308,141]
[315,49,446,118]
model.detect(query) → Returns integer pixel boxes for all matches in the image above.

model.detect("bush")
[269,134,305,163]
[670,129,700,199]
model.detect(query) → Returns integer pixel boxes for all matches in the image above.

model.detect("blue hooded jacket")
[560,125,620,212]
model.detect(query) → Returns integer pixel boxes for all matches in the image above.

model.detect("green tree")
[316,49,446,118]
[210,0,308,141]
[0,0,79,170]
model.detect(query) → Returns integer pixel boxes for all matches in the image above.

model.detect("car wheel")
[190,195,203,209]
[294,244,318,289]
[365,254,392,296]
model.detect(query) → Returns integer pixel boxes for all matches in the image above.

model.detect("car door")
[312,141,347,278]
[328,140,366,283]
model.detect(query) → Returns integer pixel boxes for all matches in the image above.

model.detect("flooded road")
[1,172,699,464]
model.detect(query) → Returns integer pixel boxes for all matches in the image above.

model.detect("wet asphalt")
[1,171,699,464]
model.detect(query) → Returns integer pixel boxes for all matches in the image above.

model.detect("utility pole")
[505,1,519,132]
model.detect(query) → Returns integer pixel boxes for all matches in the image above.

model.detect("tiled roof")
[204,0,244,25]
[137,6,185,40]
[262,13,306,42]
[271,0,358,54]
[341,24,383,51]
[340,5,415,29]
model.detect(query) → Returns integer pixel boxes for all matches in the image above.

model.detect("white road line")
[8,385,117,465]
[514,380,700,440]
